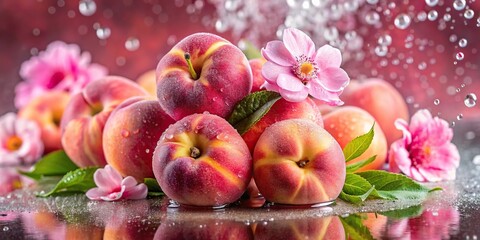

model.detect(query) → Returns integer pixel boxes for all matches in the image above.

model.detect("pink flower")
[15,41,108,108]
[389,109,460,182]
[86,165,148,201]
[0,168,23,195]
[0,113,44,166]
[261,28,350,105]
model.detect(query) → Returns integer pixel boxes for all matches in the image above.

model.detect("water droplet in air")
[443,13,452,21]
[3,226,9,231]
[428,10,438,21]
[366,0,378,4]
[125,37,140,51]
[453,0,466,11]
[473,155,480,165]
[450,121,456,127]
[215,19,227,32]
[417,11,427,21]
[455,52,465,60]
[79,0,97,16]
[434,99,440,105]
[464,93,477,107]
[457,114,463,120]
[418,62,427,70]
[96,27,111,40]
[121,130,130,138]
[377,34,392,46]
[394,14,411,30]
[464,9,475,19]
[374,45,388,56]
[459,38,468,48]
[465,131,476,140]
[365,12,380,25]
[425,0,439,7]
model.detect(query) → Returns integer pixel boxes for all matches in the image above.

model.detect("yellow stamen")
[300,62,314,75]
[5,135,23,151]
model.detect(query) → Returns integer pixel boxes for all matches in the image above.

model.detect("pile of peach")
[56,33,409,207]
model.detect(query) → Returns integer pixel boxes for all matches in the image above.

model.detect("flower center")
[47,71,65,89]
[5,135,23,151]
[293,55,318,83]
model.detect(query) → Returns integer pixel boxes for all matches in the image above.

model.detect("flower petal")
[261,81,280,92]
[277,73,305,92]
[279,88,309,102]
[318,67,350,92]
[121,176,139,188]
[261,61,292,83]
[86,187,107,200]
[394,119,412,144]
[93,166,122,192]
[388,140,411,173]
[282,28,316,58]
[307,81,344,106]
[409,109,432,134]
[100,185,125,201]
[124,183,148,200]
[261,40,295,67]
[315,45,342,68]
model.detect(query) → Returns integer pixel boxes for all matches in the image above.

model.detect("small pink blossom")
[86,165,148,201]
[389,109,460,182]
[0,168,23,195]
[261,28,350,105]
[15,41,108,108]
[0,113,44,166]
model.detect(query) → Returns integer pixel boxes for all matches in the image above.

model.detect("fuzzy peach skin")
[253,119,345,205]
[249,58,267,92]
[323,106,388,171]
[153,113,252,207]
[103,96,175,181]
[243,97,323,154]
[341,78,409,146]
[156,32,252,120]
[136,70,156,96]
[18,91,70,153]
[61,76,148,167]
[254,216,345,240]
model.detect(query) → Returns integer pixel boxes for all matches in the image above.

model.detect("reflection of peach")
[21,211,66,239]
[154,219,253,240]
[18,91,70,153]
[253,119,345,205]
[362,213,388,239]
[323,106,387,171]
[254,216,344,240]
[66,224,104,240]
[136,70,157,96]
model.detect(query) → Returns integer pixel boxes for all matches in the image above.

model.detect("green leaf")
[144,178,164,197]
[340,214,374,240]
[346,155,377,173]
[379,204,424,219]
[239,40,262,59]
[227,90,281,135]
[37,167,98,197]
[343,123,375,162]
[19,150,78,180]
[356,170,432,201]
[340,173,378,204]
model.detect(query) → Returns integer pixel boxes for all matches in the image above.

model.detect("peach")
[253,119,345,205]
[103,96,175,181]
[341,78,409,145]
[323,106,388,171]
[156,32,252,120]
[18,91,70,153]
[61,76,148,167]
[153,113,252,207]
[242,97,323,154]
[136,70,156,96]
[249,58,267,92]
[254,216,345,240]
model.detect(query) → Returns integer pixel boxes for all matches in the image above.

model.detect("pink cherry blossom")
[0,168,23,195]
[0,113,44,166]
[86,165,148,201]
[15,41,108,108]
[389,109,460,182]
[261,28,350,105]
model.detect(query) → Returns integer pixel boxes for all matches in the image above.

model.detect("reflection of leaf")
[340,214,375,240]
[19,150,78,180]
[343,123,375,162]
[144,178,164,197]
[346,155,377,173]
[340,173,378,204]
[37,167,98,197]
[227,91,281,135]
[379,205,424,219]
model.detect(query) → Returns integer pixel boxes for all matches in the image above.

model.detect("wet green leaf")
[37,167,98,197]
[346,155,377,173]
[340,173,378,204]
[343,123,375,162]
[19,150,78,180]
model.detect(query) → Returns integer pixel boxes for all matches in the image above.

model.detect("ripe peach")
[18,91,70,153]
[253,119,345,205]
[61,76,148,167]
[156,32,252,120]
[323,106,388,171]
[242,97,323,154]
[153,113,252,207]
[136,70,156,96]
[249,58,267,92]
[341,78,409,145]
[103,96,175,181]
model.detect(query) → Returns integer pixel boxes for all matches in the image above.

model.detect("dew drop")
[125,37,140,51]
[464,93,477,107]
[394,14,411,30]
[96,27,111,40]
[464,9,475,19]
[365,11,380,25]
[459,38,468,48]
[145,149,150,154]
[79,0,97,16]
[425,0,438,7]
[455,52,465,61]
[457,114,463,120]
[428,10,438,21]
[453,0,466,11]
[121,130,130,138]
[434,99,440,105]
[377,34,392,46]
[375,45,388,57]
